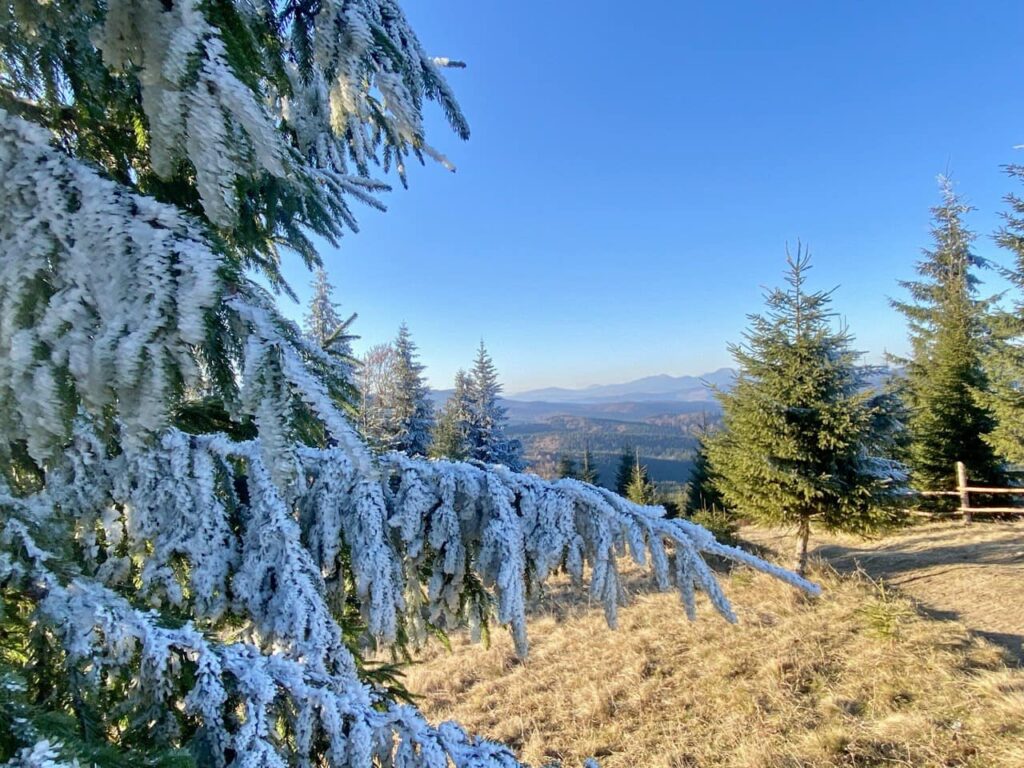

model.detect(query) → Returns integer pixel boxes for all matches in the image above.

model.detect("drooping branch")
[3,424,819,766]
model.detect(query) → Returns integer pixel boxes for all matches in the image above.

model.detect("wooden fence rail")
[918,461,1024,523]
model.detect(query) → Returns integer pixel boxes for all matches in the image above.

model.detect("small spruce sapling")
[709,248,904,575]
[625,450,658,506]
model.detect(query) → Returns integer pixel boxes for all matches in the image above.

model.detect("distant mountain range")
[508,368,736,404]
[428,389,720,426]
[428,366,898,488]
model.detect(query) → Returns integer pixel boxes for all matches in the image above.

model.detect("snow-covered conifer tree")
[0,2,816,764]
[306,269,359,362]
[387,323,435,456]
[305,268,360,416]
[465,342,524,470]
[356,327,433,456]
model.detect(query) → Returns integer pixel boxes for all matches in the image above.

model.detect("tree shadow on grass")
[747,526,1024,662]
[815,538,1024,575]
[909,604,1024,662]
[812,538,1024,663]
[974,631,1024,661]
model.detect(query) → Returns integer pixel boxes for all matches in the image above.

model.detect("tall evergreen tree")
[0,1,815,763]
[625,450,658,505]
[979,165,1024,465]
[387,323,435,456]
[614,448,635,496]
[431,369,472,460]
[708,249,904,575]
[891,178,1001,489]
[465,342,524,470]
[581,445,601,485]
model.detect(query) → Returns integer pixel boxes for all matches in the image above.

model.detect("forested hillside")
[510,413,711,484]
[428,390,718,484]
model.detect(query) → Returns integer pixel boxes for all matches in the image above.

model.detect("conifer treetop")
[581,445,600,485]
[891,177,991,343]
[305,269,358,355]
[432,369,472,461]
[465,341,524,470]
[625,451,657,506]
[387,322,435,456]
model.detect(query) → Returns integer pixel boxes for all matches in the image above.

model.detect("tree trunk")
[793,518,810,577]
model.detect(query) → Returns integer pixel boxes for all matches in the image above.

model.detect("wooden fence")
[919,461,1024,523]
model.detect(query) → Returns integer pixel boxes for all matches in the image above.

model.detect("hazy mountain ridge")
[508,367,737,404]
[502,398,720,425]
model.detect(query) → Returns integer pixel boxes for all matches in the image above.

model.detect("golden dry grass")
[744,521,1024,659]
[400,546,1024,767]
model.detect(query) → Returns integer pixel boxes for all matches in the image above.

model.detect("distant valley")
[506,408,717,487]
[432,370,733,488]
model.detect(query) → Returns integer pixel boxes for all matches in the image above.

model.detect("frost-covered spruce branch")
[3,420,818,766]
[377,453,819,654]
[93,0,468,225]
[2,0,467,295]
[1,490,522,768]
[0,110,220,463]
[91,0,467,231]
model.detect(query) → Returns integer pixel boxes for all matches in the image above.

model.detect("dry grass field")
[744,521,1024,660]
[400,523,1024,767]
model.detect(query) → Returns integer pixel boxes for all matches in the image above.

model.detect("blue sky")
[279,0,1024,393]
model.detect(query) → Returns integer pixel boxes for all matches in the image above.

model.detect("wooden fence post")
[957,461,972,524]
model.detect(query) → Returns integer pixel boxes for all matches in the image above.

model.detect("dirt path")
[743,521,1024,660]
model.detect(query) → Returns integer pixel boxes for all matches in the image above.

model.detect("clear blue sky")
[279,0,1024,393]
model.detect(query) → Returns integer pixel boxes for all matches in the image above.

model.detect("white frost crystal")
[0,112,220,462]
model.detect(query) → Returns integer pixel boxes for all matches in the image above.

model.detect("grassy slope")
[403,563,1024,767]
